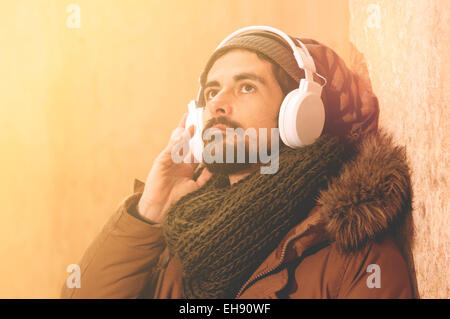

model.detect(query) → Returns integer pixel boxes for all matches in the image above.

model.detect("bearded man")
[61,26,413,299]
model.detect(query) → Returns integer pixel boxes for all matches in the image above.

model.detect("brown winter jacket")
[61,132,413,299]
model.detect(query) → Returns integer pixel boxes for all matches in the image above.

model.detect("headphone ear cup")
[185,102,204,163]
[278,89,298,147]
[296,94,325,146]
[278,82,325,148]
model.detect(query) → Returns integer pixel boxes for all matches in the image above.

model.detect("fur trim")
[318,131,412,252]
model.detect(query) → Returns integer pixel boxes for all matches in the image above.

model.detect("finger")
[170,116,195,140]
[178,113,188,129]
[166,122,196,158]
[182,146,198,168]
[167,127,197,160]
[170,127,185,141]
[170,126,195,147]
[195,166,213,188]
[187,123,196,138]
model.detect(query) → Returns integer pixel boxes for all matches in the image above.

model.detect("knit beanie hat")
[198,29,380,142]
[198,30,302,106]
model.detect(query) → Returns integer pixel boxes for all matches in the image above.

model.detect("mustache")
[202,116,242,136]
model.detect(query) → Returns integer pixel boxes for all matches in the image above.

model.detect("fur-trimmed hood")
[317,131,412,252]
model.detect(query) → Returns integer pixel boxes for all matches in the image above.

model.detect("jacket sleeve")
[335,236,413,299]
[60,179,166,299]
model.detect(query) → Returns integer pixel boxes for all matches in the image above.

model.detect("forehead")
[206,49,274,82]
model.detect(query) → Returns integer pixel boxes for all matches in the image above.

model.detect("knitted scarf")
[162,134,347,299]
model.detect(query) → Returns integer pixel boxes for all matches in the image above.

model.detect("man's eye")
[205,89,217,101]
[241,84,255,93]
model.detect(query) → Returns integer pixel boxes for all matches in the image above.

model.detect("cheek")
[255,96,280,124]
[202,107,211,126]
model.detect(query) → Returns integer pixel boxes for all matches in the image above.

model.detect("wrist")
[137,200,165,224]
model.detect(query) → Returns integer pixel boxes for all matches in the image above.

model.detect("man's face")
[201,49,284,174]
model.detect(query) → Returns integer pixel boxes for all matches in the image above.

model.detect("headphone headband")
[196,25,321,104]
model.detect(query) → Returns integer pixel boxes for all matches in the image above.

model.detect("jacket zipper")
[235,233,300,298]
[235,230,330,298]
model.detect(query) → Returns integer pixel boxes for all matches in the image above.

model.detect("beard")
[202,132,255,175]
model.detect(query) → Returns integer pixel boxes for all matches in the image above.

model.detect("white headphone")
[186,25,326,163]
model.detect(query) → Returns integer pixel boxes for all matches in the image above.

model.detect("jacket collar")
[134,178,145,193]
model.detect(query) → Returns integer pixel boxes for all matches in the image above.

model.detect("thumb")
[195,166,213,188]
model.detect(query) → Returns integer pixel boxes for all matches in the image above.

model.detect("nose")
[207,89,233,117]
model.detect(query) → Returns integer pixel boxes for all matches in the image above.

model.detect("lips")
[212,124,228,132]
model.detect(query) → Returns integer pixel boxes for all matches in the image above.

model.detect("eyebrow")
[204,72,267,89]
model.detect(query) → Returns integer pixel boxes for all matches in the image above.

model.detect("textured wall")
[349,0,449,298]
[0,0,349,298]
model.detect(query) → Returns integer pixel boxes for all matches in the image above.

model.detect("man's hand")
[137,113,212,224]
